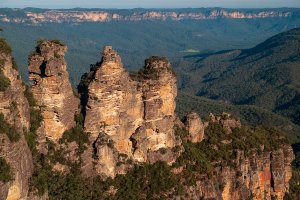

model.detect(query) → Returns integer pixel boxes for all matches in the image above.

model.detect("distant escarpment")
[0,8,296,24]
[0,39,297,200]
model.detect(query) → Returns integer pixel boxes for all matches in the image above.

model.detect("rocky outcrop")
[175,113,294,200]
[0,49,33,200]
[209,113,241,134]
[28,40,79,143]
[80,47,178,178]
[184,112,206,143]
[182,145,294,200]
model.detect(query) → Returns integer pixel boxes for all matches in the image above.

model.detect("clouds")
[1,0,300,9]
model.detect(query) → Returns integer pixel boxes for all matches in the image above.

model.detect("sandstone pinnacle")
[28,40,79,142]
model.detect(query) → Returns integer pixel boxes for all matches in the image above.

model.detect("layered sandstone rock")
[84,46,144,154]
[28,40,79,142]
[184,112,206,143]
[81,46,144,177]
[131,56,177,162]
[0,50,33,200]
[176,112,294,200]
[81,47,178,178]
[180,146,294,200]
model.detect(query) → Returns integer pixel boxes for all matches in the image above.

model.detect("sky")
[1,0,300,9]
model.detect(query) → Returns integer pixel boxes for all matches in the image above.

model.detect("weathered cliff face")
[28,40,79,143]
[178,114,294,200]
[84,46,144,153]
[81,46,144,177]
[131,56,178,163]
[183,145,294,200]
[0,51,33,200]
[81,47,178,178]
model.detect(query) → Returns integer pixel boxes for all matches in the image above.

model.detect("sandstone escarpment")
[0,46,33,200]
[182,145,294,200]
[175,113,294,200]
[80,47,178,178]
[28,40,79,143]
[2,9,292,24]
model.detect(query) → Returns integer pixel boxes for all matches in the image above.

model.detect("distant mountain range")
[0,8,299,24]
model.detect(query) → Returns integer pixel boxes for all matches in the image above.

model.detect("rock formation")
[183,145,294,200]
[0,45,33,200]
[184,112,206,143]
[209,112,242,134]
[28,40,79,143]
[84,46,143,152]
[131,56,178,163]
[80,47,178,178]
[0,40,296,200]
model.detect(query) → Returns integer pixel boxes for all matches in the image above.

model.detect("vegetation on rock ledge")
[174,123,288,185]
[0,113,20,142]
[0,157,13,183]
[0,38,12,55]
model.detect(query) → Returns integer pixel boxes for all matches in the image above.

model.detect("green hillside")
[178,28,300,127]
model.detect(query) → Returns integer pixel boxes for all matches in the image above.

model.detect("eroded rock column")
[28,40,79,142]
[83,46,144,177]
[132,56,178,162]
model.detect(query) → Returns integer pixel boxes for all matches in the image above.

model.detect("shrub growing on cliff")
[0,113,20,142]
[24,85,42,152]
[113,161,182,199]
[59,113,89,155]
[0,38,12,54]
[0,157,13,183]
[12,58,18,70]
[37,39,65,47]
[0,72,10,91]
[0,57,10,91]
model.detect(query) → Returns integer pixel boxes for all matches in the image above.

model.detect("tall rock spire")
[28,40,79,142]
[131,56,178,162]
[82,46,144,177]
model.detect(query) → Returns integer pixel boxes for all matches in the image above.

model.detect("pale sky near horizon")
[1,0,300,9]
